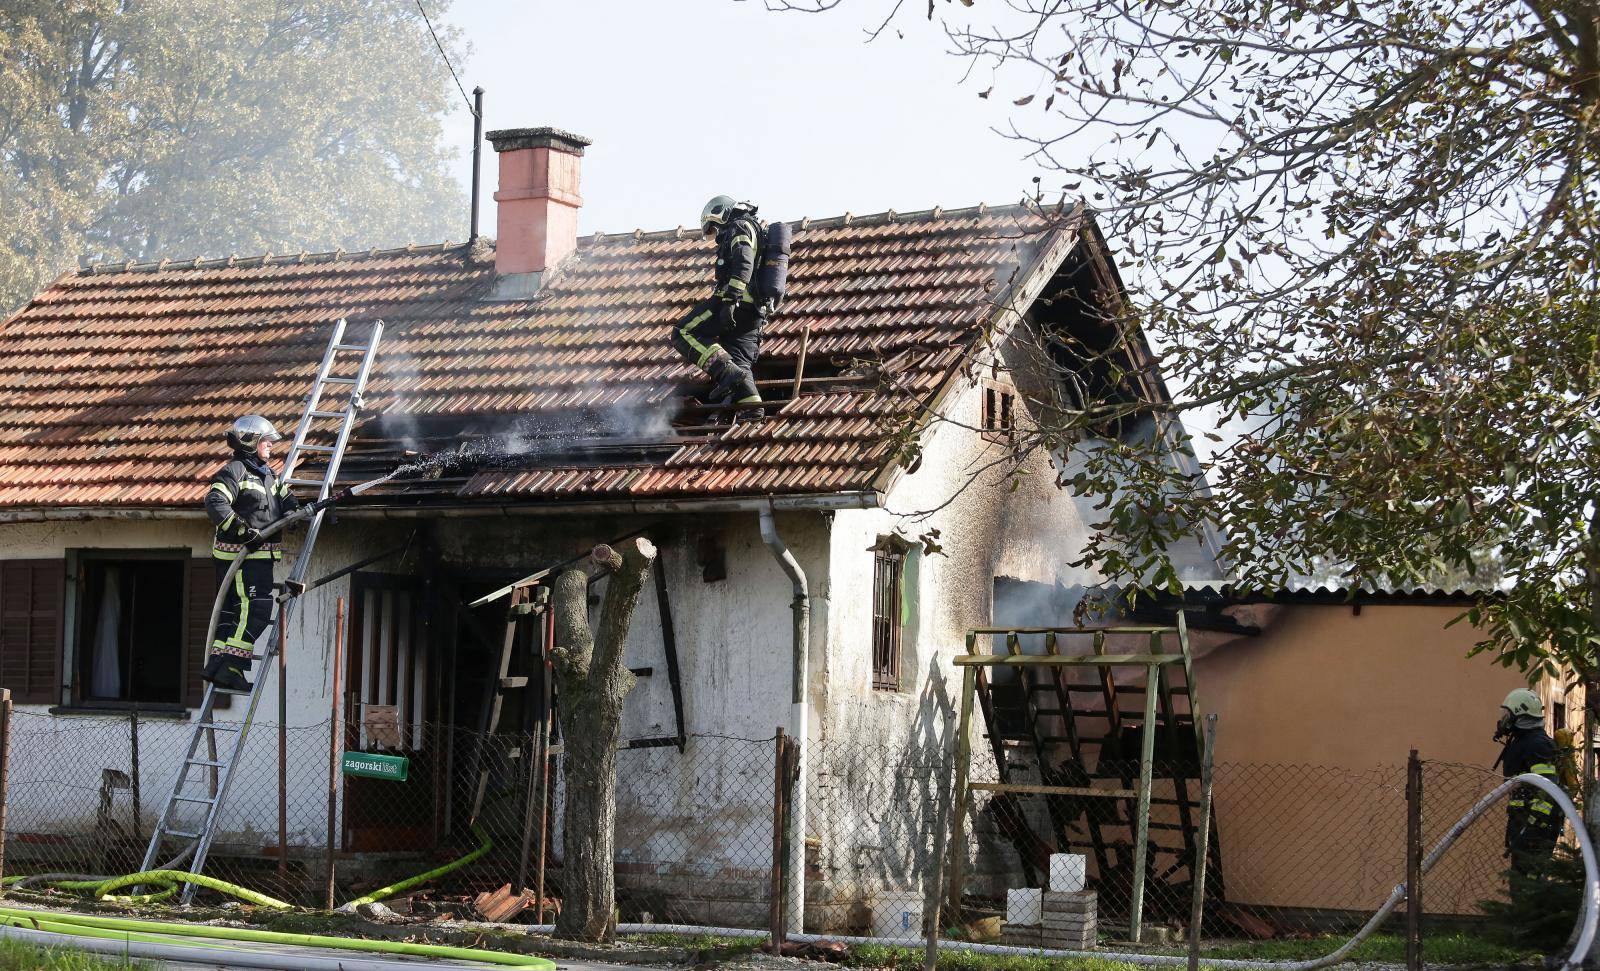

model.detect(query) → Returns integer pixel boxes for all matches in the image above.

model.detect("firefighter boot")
[201,652,253,694]
[733,381,764,424]
[702,346,752,404]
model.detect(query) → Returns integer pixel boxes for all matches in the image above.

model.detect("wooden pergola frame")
[945,616,1201,943]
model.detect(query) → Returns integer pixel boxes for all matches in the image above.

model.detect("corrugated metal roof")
[0,203,1076,509]
[1179,579,1493,602]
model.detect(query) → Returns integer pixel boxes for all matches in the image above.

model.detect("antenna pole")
[469,86,485,243]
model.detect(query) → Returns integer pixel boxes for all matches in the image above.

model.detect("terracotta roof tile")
[0,205,1075,508]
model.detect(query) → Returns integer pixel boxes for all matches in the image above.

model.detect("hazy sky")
[436,0,1046,237]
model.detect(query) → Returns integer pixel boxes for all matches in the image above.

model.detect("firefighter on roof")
[671,195,791,422]
[201,415,299,692]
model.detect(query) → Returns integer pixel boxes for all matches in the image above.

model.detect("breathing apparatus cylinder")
[755,220,792,309]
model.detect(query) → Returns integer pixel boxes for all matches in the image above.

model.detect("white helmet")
[700,195,739,237]
[1499,687,1546,734]
[227,415,281,452]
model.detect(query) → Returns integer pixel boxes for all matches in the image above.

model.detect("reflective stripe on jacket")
[205,451,299,560]
[712,214,762,303]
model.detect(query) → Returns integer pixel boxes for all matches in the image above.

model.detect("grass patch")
[626,932,768,960]
[844,943,1142,971]
[1204,931,1535,965]
[0,938,153,970]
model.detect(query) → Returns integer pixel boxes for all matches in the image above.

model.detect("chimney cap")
[485,127,591,155]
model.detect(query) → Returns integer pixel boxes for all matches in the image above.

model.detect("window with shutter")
[0,560,65,705]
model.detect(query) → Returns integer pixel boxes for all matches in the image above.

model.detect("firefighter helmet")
[700,195,739,237]
[1503,688,1544,720]
[227,415,281,452]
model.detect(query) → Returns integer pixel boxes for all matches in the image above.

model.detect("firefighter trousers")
[212,556,275,666]
[672,298,764,385]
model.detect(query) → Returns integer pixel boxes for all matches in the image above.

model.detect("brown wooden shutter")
[185,558,230,709]
[0,559,65,705]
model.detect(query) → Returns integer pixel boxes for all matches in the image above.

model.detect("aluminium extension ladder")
[139,317,383,903]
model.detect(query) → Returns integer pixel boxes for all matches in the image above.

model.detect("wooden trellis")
[945,614,1219,943]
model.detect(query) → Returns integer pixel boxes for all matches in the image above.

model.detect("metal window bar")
[871,550,903,690]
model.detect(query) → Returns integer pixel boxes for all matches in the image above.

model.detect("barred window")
[983,380,1016,442]
[871,539,906,691]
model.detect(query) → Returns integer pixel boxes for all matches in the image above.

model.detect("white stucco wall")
[0,509,816,902]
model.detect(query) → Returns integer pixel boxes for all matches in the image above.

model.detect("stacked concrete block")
[1049,853,1087,892]
[1040,889,1097,949]
[1005,888,1042,926]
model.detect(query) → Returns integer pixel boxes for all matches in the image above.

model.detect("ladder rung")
[163,829,202,840]
[296,444,336,453]
[175,794,217,804]
[287,477,331,488]
[333,343,369,352]
[197,723,240,732]
[187,759,225,769]
[321,376,359,385]
[309,410,346,419]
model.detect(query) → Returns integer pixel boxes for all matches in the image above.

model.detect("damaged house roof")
[0,202,1119,512]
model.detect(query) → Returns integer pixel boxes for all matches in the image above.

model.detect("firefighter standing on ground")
[1495,688,1566,879]
[671,195,777,420]
[201,416,299,692]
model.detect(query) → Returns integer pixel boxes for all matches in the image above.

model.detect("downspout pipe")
[759,503,808,936]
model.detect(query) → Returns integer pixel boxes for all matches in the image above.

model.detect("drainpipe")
[759,504,808,936]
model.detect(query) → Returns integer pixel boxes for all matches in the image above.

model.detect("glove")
[239,526,263,546]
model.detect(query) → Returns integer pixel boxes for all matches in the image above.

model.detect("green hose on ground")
[92,870,292,909]
[3,872,179,905]
[341,822,494,910]
[0,910,231,949]
[0,905,556,968]
[2,816,493,912]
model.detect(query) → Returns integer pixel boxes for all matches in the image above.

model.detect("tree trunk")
[1584,510,1600,963]
[550,538,656,942]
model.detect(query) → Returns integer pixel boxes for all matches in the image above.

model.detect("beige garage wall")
[1188,602,1565,915]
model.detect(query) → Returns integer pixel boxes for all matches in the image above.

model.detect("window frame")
[870,536,910,692]
[982,379,1017,443]
[63,548,193,714]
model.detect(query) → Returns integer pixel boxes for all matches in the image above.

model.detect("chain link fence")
[0,708,1528,954]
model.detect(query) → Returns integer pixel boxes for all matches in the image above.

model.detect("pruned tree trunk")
[550,537,656,942]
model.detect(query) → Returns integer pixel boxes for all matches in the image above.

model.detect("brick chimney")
[484,127,591,299]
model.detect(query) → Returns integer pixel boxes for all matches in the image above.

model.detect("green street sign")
[342,752,409,781]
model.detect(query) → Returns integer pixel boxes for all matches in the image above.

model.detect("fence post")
[770,727,790,952]
[326,596,345,910]
[1186,713,1218,971]
[0,688,11,893]
[1406,750,1423,971]
[923,720,957,971]
[946,650,977,921]
[129,704,141,840]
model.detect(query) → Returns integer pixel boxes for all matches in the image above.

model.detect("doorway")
[342,573,438,851]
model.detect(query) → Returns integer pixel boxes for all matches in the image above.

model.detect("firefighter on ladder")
[1495,688,1567,896]
[201,415,299,692]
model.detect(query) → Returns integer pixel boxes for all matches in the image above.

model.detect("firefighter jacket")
[712,213,764,305]
[1501,727,1563,850]
[205,450,299,561]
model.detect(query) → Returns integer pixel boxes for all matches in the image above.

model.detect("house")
[0,124,1225,927]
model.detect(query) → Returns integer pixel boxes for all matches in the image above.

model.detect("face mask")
[1495,708,1515,742]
